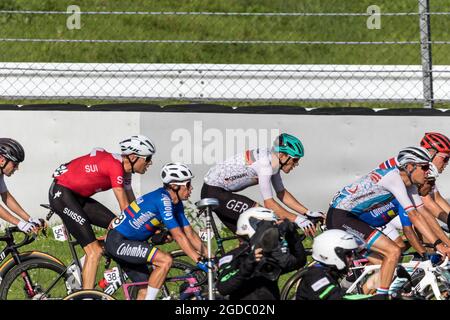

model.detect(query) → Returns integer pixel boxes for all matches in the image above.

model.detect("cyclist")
[327,146,450,297]
[376,163,440,256]
[420,132,450,233]
[378,135,450,247]
[201,133,323,236]
[217,207,307,300]
[0,138,42,233]
[104,163,207,300]
[49,135,155,289]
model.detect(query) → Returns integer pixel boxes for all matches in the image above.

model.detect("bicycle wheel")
[280,268,309,300]
[157,260,207,300]
[63,289,115,300]
[0,258,70,300]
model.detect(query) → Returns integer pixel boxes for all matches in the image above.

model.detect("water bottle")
[98,278,109,290]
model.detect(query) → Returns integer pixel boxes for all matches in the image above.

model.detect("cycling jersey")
[359,198,412,228]
[204,148,285,200]
[0,175,6,193]
[53,148,131,197]
[331,166,423,215]
[112,187,190,241]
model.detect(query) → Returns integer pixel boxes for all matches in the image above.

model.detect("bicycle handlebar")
[0,226,36,248]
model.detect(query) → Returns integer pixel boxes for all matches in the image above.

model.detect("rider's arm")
[112,187,130,211]
[123,172,136,203]
[402,226,426,256]
[408,208,450,255]
[0,200,20,225]
[434,190,450,213]
[169,227,202,262]
[263,198,298,222]
[276,189,308,214]
[416,206,450,246]
[0,191,30,222]
[183,225,207,256]
[422,193,449,224]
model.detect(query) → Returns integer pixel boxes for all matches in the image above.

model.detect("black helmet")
[0,138,25,163]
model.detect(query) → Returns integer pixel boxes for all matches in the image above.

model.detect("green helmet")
[272,133,304,158]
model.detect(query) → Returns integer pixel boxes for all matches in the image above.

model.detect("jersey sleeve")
[158,194,181,230]
[0,175,7,193]
[378,170,416,213]
[253,156,275,200]
[407,185,424,209]
[174,202,191,228]
[271,172,285,194]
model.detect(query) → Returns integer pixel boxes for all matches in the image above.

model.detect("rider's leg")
[49,184,101,289]
[369,233,402,295]
[82,240,103,289]
[201,184,256,234]
[137,250,173,300]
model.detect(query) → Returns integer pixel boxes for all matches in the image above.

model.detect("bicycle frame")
[346,257,449,300]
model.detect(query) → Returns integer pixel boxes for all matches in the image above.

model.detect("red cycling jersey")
[53,148,127,197]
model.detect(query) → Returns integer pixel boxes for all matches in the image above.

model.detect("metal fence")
[0,0,449,108]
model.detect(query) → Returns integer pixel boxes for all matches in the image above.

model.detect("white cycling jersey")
[204,148,285,200]
[331,166,423,214]
[0,175,7,193]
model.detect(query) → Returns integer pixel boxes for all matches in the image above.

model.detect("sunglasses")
[418,164,430,172]
[137,155,152,163]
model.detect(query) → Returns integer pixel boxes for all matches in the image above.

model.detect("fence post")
[418,0,434,109]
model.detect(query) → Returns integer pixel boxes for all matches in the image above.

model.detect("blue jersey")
[357,198,412,228]
[112,187,191,241]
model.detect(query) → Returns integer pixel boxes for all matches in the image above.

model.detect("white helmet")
[161,162,194,184]
[236,207,278,238]
[312,230,359,271]
[119,135,156,156]
[397,146,431,168]
[427,162,439,180]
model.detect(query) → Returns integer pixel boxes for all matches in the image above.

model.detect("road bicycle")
[0,224,70,300]
[280,250,450,300]
[34,203,206,300]
[63,255,207,300]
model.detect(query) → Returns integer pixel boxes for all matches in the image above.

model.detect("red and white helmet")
[420,132,450,154]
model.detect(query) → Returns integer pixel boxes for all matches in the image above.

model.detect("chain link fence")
[0,0,449,108]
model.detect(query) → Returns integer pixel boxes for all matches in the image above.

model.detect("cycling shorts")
[376,216,401,241]
[104,229,158,283]
[201,183,256,233]
[326,207,383,251]
[49,181,115,247]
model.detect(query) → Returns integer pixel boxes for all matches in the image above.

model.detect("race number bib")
[199,229,214,242]
[52,225,68,241]
[103,267,121,285]
[111,213,126,228]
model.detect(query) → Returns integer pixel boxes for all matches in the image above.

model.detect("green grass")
[1,0,449,107]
